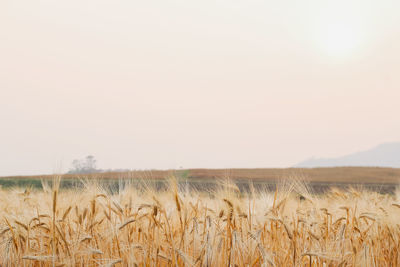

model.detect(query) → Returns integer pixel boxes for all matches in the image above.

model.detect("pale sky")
[1,0,400,176]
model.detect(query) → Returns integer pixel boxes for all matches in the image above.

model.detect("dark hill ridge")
[296,142,400,168]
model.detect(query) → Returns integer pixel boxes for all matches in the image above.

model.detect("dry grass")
[0,177,400,266]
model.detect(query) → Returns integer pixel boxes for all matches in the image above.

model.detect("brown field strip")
[3,167,400,184]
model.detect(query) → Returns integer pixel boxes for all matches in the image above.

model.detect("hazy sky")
[1,0,400,176]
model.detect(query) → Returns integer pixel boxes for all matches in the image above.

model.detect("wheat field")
[0,176,399,266]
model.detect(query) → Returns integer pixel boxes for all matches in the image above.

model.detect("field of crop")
[1,175,400,266]
[6,167,400,183]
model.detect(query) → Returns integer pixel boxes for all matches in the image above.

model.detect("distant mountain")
[295,142,400,168]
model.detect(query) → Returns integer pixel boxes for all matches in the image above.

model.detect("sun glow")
[312,1,366,59]
[319,23,361,57]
